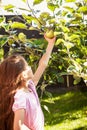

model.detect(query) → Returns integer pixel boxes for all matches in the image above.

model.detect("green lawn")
[41,88,87,130]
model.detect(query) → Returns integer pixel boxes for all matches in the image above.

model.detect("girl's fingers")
[19,120,30,130]
[19,120,21,128]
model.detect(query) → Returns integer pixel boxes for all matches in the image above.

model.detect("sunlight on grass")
[42,92,74,104]
[42,90,87,130]
[45,117,87,130]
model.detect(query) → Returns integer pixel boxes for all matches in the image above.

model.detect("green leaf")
[22,0,27,2]
[44,91,53,98]
[18,8,30,12]
[47,3,58,11]
[0,49,3,59]
[22,14,34,21]
[57,76,64,83]
[67,65,75,72]
[60,19,66,25]
[73,77,81,85]
[61,26,70,33]
[62,10,68,16]
[29,26,37,30]
[22,14,34,24]
[2,23,10,31]
[0,17,5,23]
[54,32,62,36]
[43,105,50,113]
[64,42,74,49]
[78,6,87,14]
[55,39,65,45]
[0,36,8,46]
[33,0,44,5]
[71,59,83,73]
[84,0,87,2]
[83,62,87,67]
[65,0,76,2]
[63,6,74,13]
[4,4,14,10]
[49,18,56,24]
[11,22,27,29]
[69,34,80,41]
[40,12,50,19]
[81,73,87,80]
[8,37,15,45]
[74,13,82,20]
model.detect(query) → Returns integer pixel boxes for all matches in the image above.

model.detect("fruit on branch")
[18,33,26,43]
[45,29,54,38]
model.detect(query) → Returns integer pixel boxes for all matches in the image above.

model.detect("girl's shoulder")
[13,89,27,108]
[14,79,36,99]
[15,89,26,97]
[12,89,28,112]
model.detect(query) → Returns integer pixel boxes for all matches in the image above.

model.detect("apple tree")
[0,0,87,88]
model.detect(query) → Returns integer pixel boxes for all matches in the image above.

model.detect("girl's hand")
[44,34,56,44]
[19,120,30,130]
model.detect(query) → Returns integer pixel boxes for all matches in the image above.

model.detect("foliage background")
[0,1,87,129]
[0,0,87,87]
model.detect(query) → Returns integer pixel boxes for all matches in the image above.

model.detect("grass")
[41,88,87,130]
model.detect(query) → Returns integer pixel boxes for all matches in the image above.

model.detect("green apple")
[18,33,26,42]
[45,30,54,39]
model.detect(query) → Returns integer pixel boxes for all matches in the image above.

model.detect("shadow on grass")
[41,90,87,128]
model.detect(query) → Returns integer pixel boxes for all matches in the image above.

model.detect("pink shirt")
[12,80,44,130]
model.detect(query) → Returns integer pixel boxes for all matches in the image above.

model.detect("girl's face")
[22,66,34,80]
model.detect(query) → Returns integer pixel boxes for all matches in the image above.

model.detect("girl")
[0,34,56,130]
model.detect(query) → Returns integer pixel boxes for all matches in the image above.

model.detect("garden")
[0,0,87,129]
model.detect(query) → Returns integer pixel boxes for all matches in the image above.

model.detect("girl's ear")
[22,71,26,78]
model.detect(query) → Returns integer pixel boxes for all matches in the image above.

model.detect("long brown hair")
[0,54,29,130]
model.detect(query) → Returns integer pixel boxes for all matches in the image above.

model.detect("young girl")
[0,34,56,130]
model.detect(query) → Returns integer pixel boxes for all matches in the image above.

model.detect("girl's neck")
[17,80,31,92]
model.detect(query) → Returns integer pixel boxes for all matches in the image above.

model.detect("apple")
[45,30,54,39]
[18,33,26,42]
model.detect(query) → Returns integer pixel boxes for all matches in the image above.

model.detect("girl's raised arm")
[32,34,56,87]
